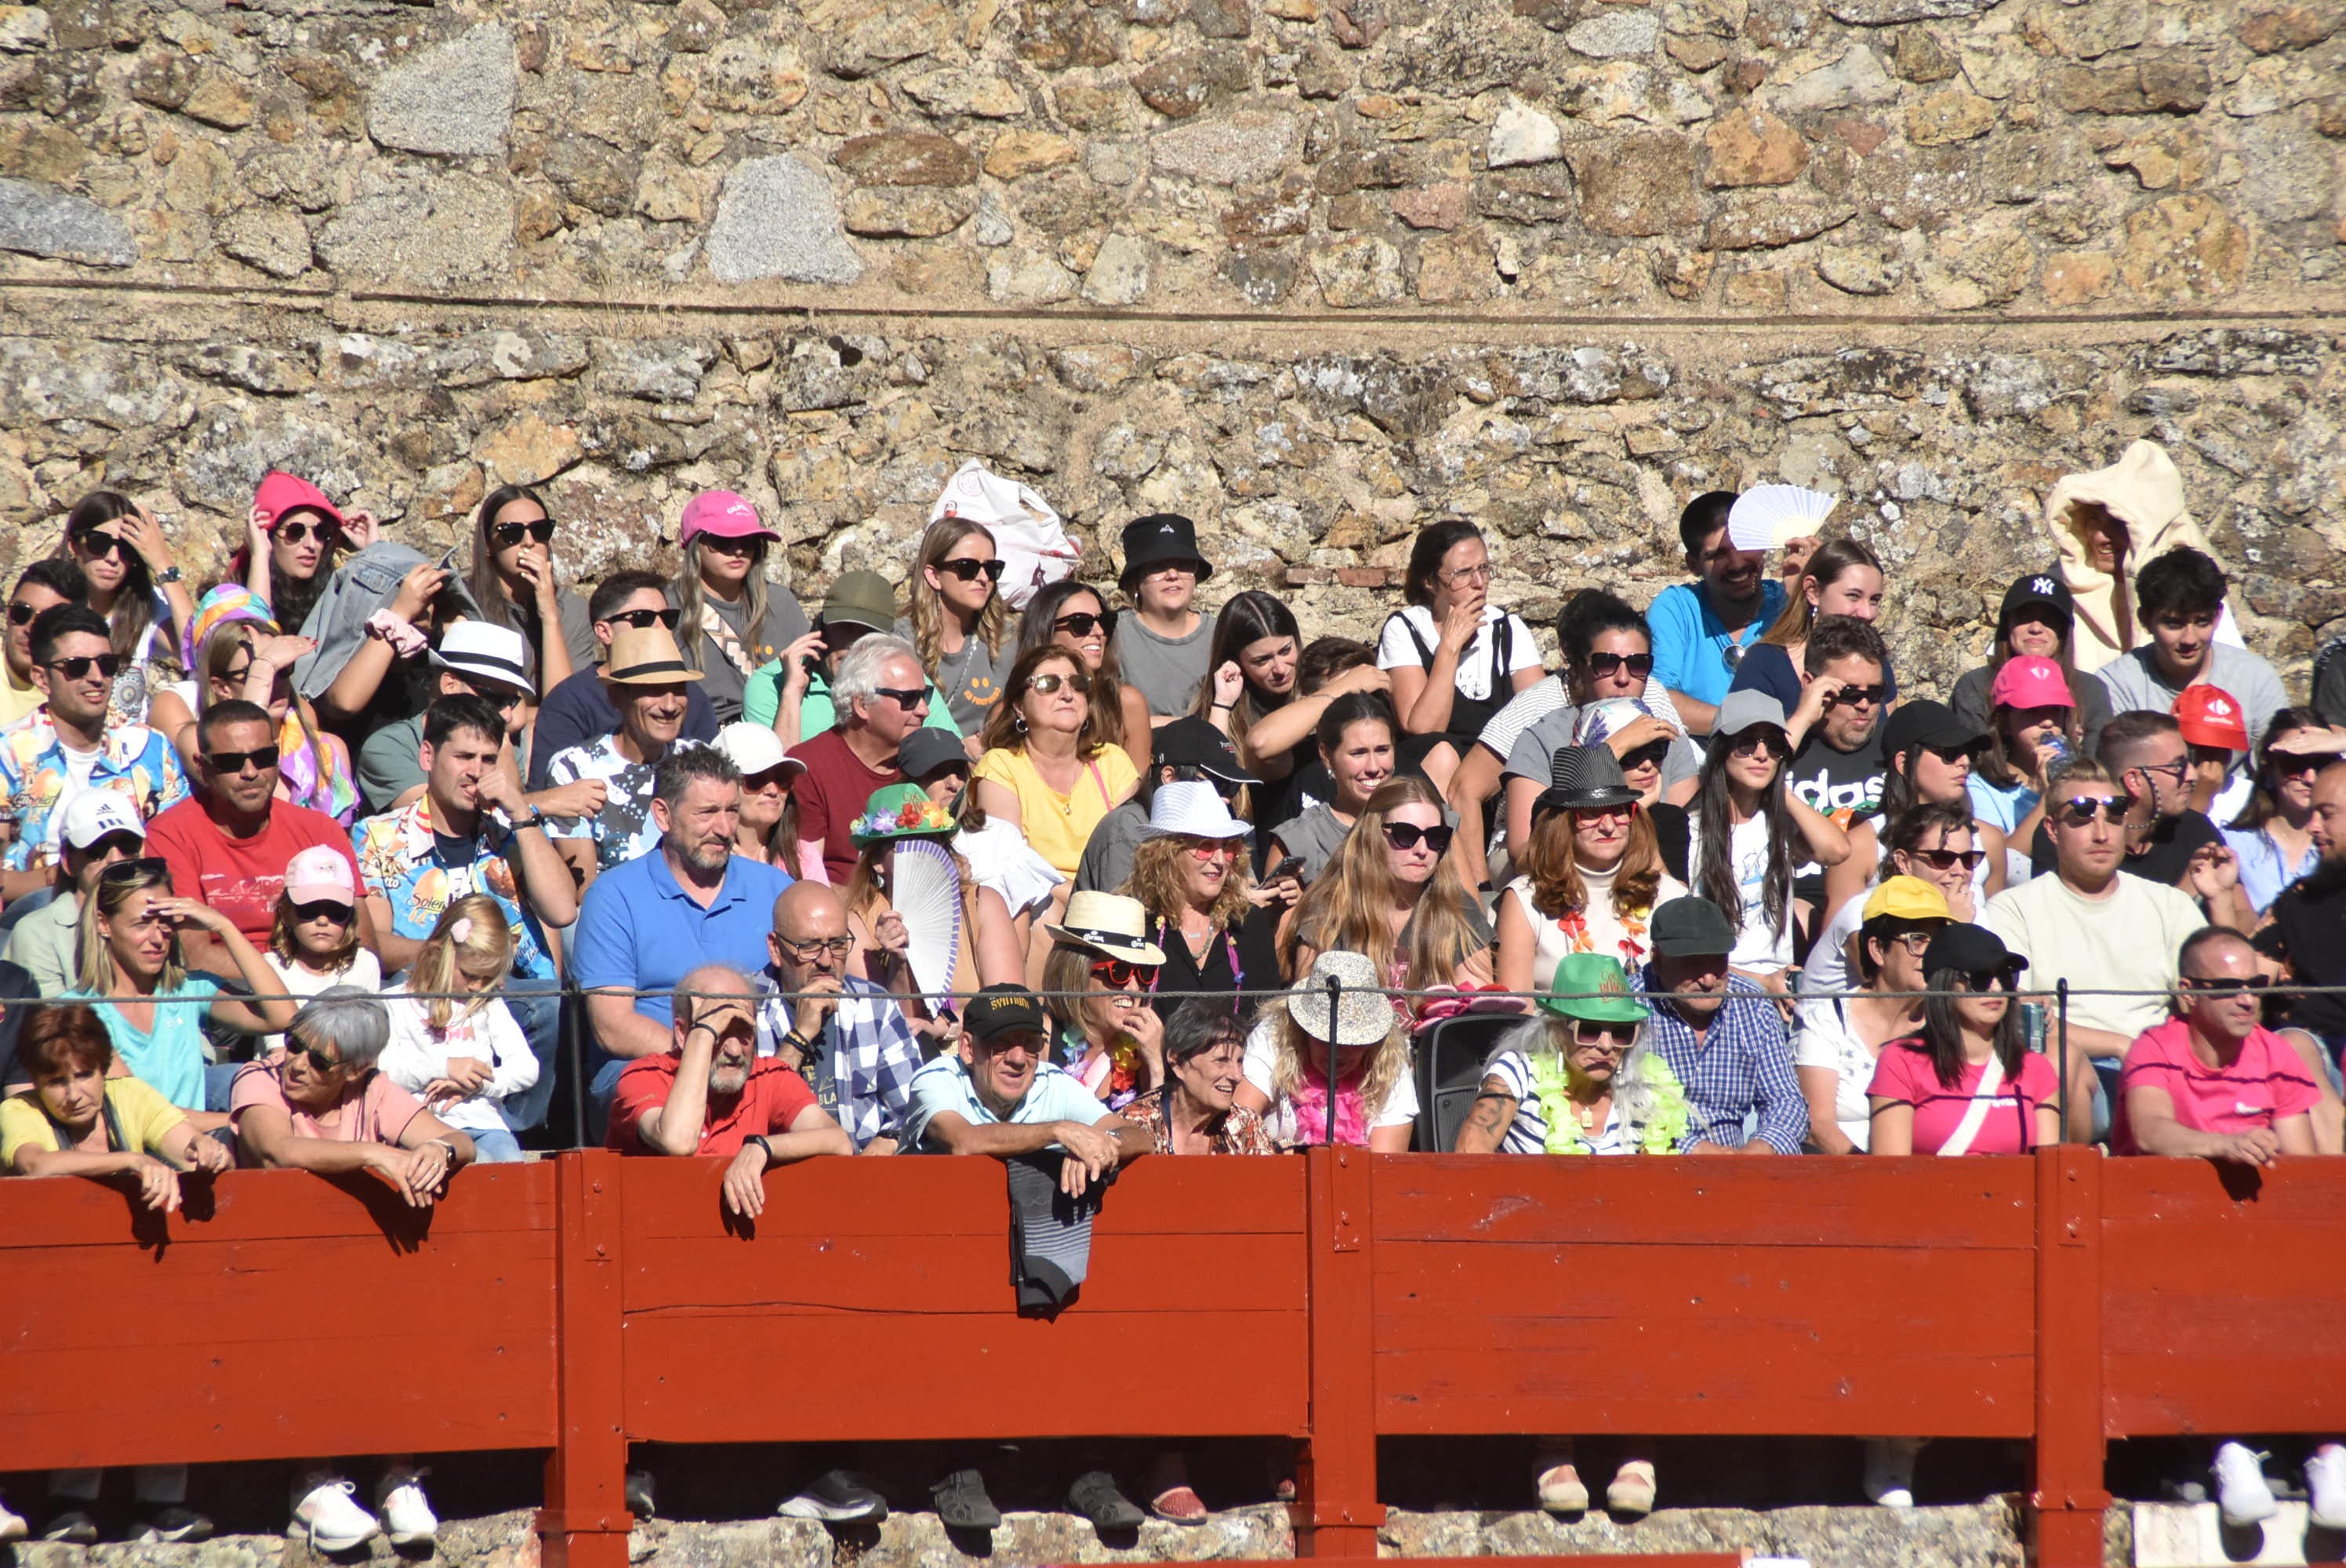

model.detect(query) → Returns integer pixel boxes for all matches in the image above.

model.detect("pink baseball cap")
[284,845,356,906]
[253,470,344,532]
[2174,685,2249,751]
[677,490,779,545]
[1988,657,2073,712]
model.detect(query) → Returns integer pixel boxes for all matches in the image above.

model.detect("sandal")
[1150,1486,1208,1525]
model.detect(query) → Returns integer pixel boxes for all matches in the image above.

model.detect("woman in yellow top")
[972,644,1140,881]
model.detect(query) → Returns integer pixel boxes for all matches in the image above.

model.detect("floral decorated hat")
[850,782,959,847]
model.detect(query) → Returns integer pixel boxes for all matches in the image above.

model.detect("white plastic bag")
[928,459,1080,610]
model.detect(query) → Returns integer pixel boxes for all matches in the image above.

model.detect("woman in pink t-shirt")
[1868,923,2061,1158]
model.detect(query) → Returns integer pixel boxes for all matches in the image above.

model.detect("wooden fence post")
[1295,1146,1385,1558]
[2032,1143,2109,1568]
[538,1149,634,1568]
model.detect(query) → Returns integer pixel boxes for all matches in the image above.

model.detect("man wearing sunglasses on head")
[1982,756,2207,1143]
[528,572,721,792]
[0,604,187,909]
[0,560,87,731]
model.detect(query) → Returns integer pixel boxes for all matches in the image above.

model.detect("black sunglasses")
[69,527,126,561]
[46,653,123,681]
[1953,970,2012,993]
[1923,742,1977,766]
[606,607,681,630]
[274,518,336,546]
[1052,610,1116,639]
[2054,796,2131,826]
[1908,847,1987,873]
[743,764,797,791]
[2180,974,2272,999]
[462,678,525,713]
[286,1040,348,1074]
[1382,822,1454,853]
[873,686,929,710]
[698,534,758,555]
[1585,652,1654,680]
[5,601,34,626]
[290,899,354,925]
[1621,739,1670,771]
[1826,684,1887,708]
[1728,731,1789,761]
[491,517,557,547]
[938,557,1006,583]
[97,856,171,887]
[203,744,282,776]
[1088,956,1159,987]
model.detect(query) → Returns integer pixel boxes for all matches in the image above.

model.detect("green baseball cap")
[1538,953,1650,1025]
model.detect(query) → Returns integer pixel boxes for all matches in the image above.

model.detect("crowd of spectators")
[4,445,2344,1544]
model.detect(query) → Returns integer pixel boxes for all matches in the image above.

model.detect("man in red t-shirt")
[144,699,374,970]
[787,636,934,883]
[607,962,850,1216]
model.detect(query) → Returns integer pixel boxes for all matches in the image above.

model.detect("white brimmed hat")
[1042,891,1168,965]
[1286,950,1394,1047]
[1143,780,1248,840]
[714,721,804,779]
[427,621,532,695]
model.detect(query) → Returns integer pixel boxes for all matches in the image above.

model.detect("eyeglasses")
[1825,684,1887,708]
[1439,563,1494,585]
[1382,822,1454,854]
[1953,971,2012,993]
[1089,957,1160,987]
[2179,974,2272,1000]
[1571,803,1638,826]
[491,517,557,547]
[1052,611,1114,639]
[1584,652,1654,680]
[776,934,855,960]
[46,653,125,681]
[5,601,35,626]
[69,527,126,561]
[290,900,353,925]
[1889,930,1937,956]
[97,856,171,887]
[285,1040,347,1074]
[1620,739,1671,772]
[1184,838,1242,860]
[273,519,336,546]
[872,686,929,710]
[606,607,681,630]
[1908,847,1986,873]
[1729,731,1789,761]
[1571,1021,1636,1051]
[937,557,1006,583]
[2054,795,2131,826]
[1029,670,1092,696]
[203,744,282,776]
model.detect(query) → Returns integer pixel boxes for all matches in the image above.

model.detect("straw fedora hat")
[601,624,703,685]
[1042,891,1168,965]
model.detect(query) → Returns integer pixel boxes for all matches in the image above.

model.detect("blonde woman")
[897,517,1015,739]
[1233,949,1415,1150]
[1281,775,1493,1007]
[1118,782,1280,1027]
[670,489,813,725]
[378,894,538,1163]
[1037,891,1168,1111]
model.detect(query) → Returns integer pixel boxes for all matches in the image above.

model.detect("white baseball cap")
[714,721,804,779]
[60,790,145,851]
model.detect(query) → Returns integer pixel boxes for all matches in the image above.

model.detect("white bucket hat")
[1286,950,1394,1047]
[1143,779,1248,840]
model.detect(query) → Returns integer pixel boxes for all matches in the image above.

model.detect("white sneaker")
[1864,1438,1925,1508]
[0,1496,26,1542]
[2213,1442,2278,1528]
[293,1474,381,1552]
[2307,1444,2346,1530]
[376,1466,438,1547]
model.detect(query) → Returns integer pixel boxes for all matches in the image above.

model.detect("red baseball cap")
[1988,657,2072,712]
[252,470,343,532]
[2174,685,2249,751]
[678,489,779,545]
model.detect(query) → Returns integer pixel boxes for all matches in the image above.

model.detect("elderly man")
[530,570,721,789]
[0,559,86,729]
[788,633,935,884]
[1638,896,1806,1155]
[0,604,186,906]
[575,747,792,1127]
[900,983,1150,1534]
[545,624,703,884]
[230,988,476,1553]
[757,881,922,1153]
[355,621,541,815]
[744,570,957,743]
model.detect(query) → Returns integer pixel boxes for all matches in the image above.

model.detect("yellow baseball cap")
[1862,875,1952,924]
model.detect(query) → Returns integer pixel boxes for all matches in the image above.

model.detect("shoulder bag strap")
[1935,1051,2006,1158]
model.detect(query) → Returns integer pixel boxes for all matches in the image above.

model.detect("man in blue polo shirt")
[574,746,790,1131]
[1647,491,1786,738]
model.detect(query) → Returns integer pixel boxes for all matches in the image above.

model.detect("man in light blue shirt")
[1647,491,1786,736]
[902,985,1144,1192]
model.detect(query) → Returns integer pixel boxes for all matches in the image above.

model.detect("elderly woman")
[231,988,476,1553]
[973,644,1141,882]
[1452,951,1684,1519]
[1038,891,1168,1111]
[1118,782,1280,1029]
[1792,877,1950,1155]
[1234,950,1417,1151]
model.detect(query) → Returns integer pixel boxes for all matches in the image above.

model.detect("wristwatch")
[157,564,183,584]
[746,1134,775,1167]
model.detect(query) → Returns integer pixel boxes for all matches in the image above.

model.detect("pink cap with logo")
[678,490,779,545]
[284,844,356,906]
[1988,657,2073,712]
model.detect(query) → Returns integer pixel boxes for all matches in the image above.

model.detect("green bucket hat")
[1538,953,1649,1025]
[848,782,960,847]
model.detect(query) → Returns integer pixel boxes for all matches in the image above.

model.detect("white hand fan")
[1727,485,1836,552]
[890,838,964,1001]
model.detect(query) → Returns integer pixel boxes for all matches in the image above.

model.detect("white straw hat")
[1286,950,1394,1047]
[1042,891,1168,965]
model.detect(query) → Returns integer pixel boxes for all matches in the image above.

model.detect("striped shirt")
[1637,971,1806,1153]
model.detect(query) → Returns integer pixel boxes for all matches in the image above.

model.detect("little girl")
[263,848,383,1053]
[377,895,537,1163]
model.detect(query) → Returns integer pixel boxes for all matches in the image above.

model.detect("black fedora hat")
[1534,746,1640,816]
[1120,513,1213,585]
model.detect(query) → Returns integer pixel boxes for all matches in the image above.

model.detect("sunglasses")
[274,519,336,546]
[463,681,525,714]
[1619,739,1670,772]
[1382,821,1454,853]
[2054,795,2131,826]
[1923,743,1977,766]
[290,899,353,925]
[699,534,758,556]
[1585,652,1654,680]
[5,601,35,626]
[1571,1021,1636,1051]
[68,527,126,561]
[2272,754,2325,778]
[82,832,145,862]
[743,765,796,791]
[1825,684,1887,708]
[1185,837,1242,859]
[2180,974,2272,999]
[203,744,282,775]
[285,1040,347,1074]
[873,686,929,710]
[938,557,1006,583]
[1052,611,1115,639]
[607,607,681,630]
[98,856,171,887]
[45,653,123,681]
[1090,956,1160,987]
[1729,731,1789,761]
[1953,971,2012,993]
[2136,757,2190,785]
[1572,802,1638,825]
[492,518,557,548]
[1029,670,1092,696]
[1908,847,1986,873]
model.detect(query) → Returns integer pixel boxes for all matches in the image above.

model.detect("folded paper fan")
[892,837,963,1001]
[1727,485,1837,552]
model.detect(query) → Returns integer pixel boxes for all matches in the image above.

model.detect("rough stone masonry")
[0,0,2340,692]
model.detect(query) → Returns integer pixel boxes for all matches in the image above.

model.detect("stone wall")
[0,0,2341,679]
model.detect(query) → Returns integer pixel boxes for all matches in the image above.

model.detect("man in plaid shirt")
[1639,896,1807,1155]
[755,881,923,1152]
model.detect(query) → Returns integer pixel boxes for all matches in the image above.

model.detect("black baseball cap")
[966,984,1048,1044]
[1881,700,1984,762]
[1153,717,1259,786]
[1921,923,2026,978]
[1650,895,1738,959]
[1999,573,2073,632]
[898,728,969,781]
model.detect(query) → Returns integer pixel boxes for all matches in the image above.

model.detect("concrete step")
[2131,1501,2346,1567]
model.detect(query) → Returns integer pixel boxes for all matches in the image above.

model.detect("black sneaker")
[42,1509,100,1544]
[930,1468,1000,1531]
[776,1469,886,1523]
[134,1507,215,1544]
[1066,1470,1144,1532]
